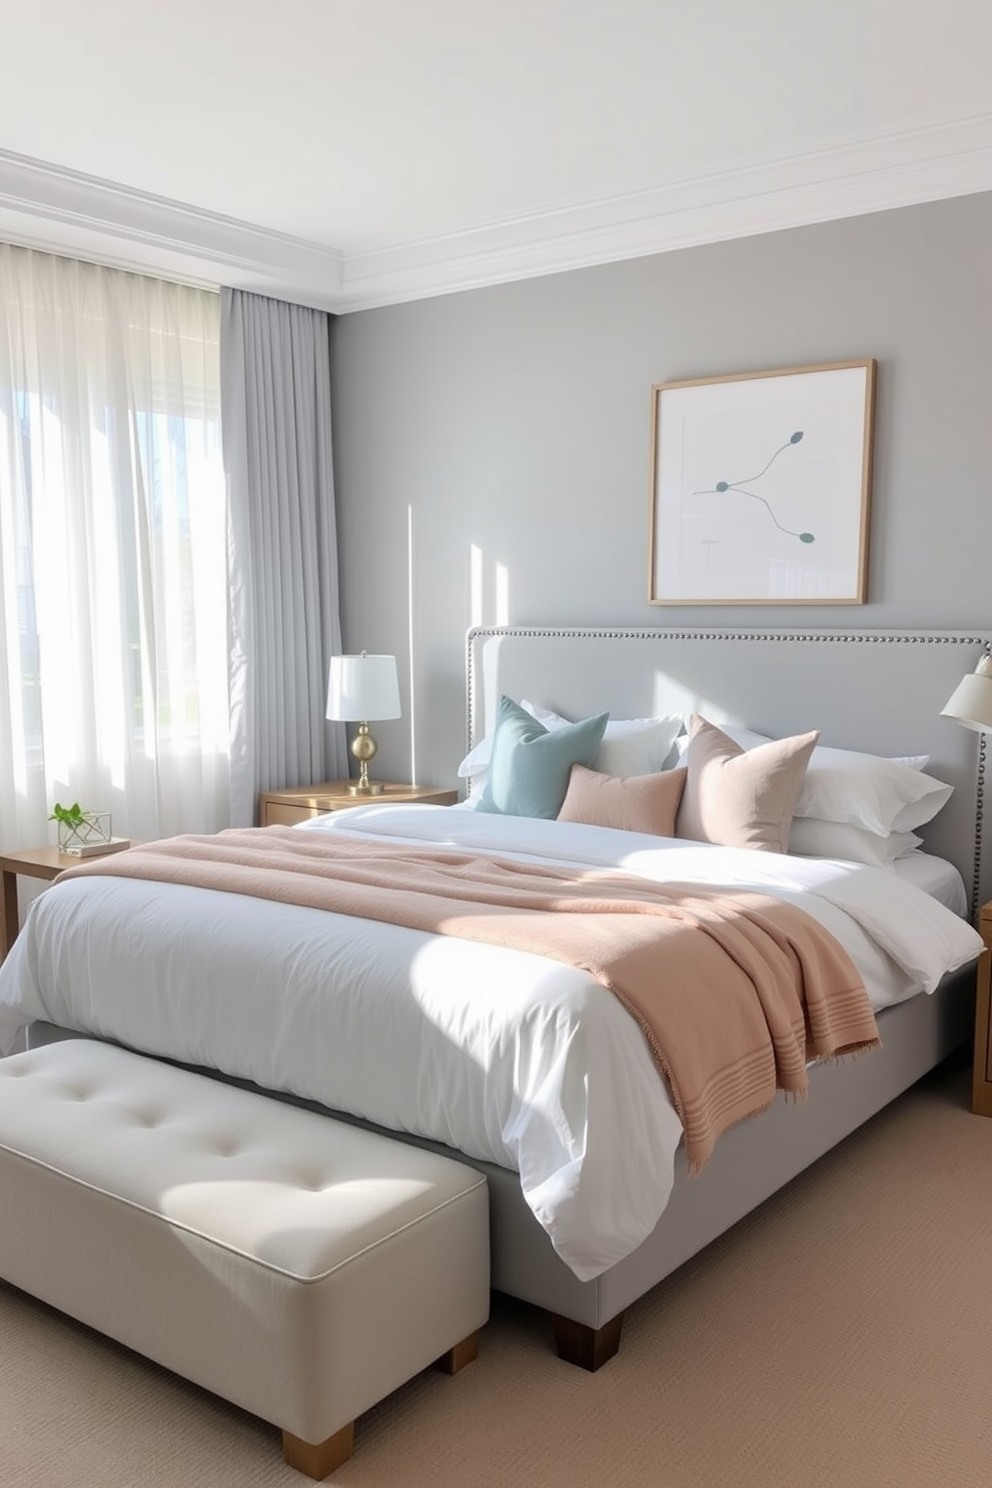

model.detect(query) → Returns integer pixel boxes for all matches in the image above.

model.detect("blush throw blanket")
[60,828,880,1171]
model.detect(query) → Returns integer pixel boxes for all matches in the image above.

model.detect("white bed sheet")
[0,806,981,1281]
[893,849,968,915]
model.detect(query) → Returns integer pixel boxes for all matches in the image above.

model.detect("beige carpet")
[2,1059,991,1488]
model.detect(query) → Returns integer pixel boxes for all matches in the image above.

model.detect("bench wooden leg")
[435,1328,480,1375]
[550,1310,624,1371]
[281,1331,479,1478]
[282,1421,354,1480]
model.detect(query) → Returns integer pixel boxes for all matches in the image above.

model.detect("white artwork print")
[651,363,873,605]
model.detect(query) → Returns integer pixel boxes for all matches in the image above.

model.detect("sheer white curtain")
[0,245,230,851]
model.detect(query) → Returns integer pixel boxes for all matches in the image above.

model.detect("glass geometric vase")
[57,811,112,854]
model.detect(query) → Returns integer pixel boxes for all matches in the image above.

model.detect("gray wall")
[329,192,992,789]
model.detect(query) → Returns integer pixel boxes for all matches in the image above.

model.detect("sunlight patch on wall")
[495,562,509,627]
[407,504,417,784]
[470,544,509,629]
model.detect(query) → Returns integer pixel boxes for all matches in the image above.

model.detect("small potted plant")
[50,801,113,856]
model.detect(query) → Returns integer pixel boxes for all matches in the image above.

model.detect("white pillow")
[596,717,685,777]
[676,725,947,835]
[459,701,683,782]
[788,818,923,868]
[795,745,949,834]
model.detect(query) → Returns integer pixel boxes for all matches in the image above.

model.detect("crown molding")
[341,110,992,310]
[0,150,344,309]
[1,110,991,314]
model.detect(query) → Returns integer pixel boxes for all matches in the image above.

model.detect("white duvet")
[0,805,982,1280]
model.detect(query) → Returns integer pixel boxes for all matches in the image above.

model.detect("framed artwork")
[648,358,876,605]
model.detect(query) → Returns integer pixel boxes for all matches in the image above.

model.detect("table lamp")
[940,646,992,733]
[326,652,401,795]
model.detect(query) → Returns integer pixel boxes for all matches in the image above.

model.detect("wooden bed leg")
[435,1328,480,1374]
[550,1311,624,1371]
[282,1421,354,1480]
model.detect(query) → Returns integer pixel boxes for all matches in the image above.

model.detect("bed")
[0,625,987,1370]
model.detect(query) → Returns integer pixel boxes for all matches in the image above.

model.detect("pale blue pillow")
[476,695,609,818]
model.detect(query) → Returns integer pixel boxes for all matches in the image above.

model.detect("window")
[0,247,229,844]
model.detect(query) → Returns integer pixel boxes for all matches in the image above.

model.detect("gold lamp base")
[349,722,383,794]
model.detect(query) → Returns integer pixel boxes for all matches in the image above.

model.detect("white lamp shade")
[941,669,992,733]
[326,654,401,722]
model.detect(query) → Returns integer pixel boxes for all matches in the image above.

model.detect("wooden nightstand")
[258,781,459,827]
[974,901,992,1116]
[1,847,80,960]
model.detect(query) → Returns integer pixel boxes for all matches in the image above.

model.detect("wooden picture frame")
[648,359,876,605]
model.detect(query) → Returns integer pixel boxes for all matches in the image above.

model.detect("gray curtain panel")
[221,288,348,826]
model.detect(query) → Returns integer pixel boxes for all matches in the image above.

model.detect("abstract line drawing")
[648,359,876,605]
[693,430,815,544]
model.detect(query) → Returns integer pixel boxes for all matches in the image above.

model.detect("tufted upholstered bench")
[0,1040,490,1479]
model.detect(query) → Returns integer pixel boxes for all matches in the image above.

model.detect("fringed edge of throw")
[679,1034,883,1176]
[808,1035,884,1067]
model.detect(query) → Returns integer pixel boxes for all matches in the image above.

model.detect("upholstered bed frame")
[30,626,990,1370]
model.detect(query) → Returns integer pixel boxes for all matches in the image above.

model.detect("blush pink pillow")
[558,763,687,836]
[675,715,819,852]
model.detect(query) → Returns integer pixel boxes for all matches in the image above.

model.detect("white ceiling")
[1,0,990,312]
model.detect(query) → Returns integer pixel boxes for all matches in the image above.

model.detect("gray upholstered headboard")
[466,626,991,918]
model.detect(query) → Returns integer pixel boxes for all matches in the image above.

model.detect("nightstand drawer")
[258,782,458,828]
[264,803,315,827]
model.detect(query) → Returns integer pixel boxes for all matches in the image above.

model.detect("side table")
[973,899,992,1116]
[1,844,137,961]
[1,847,73,961]
[258,781,458,827]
